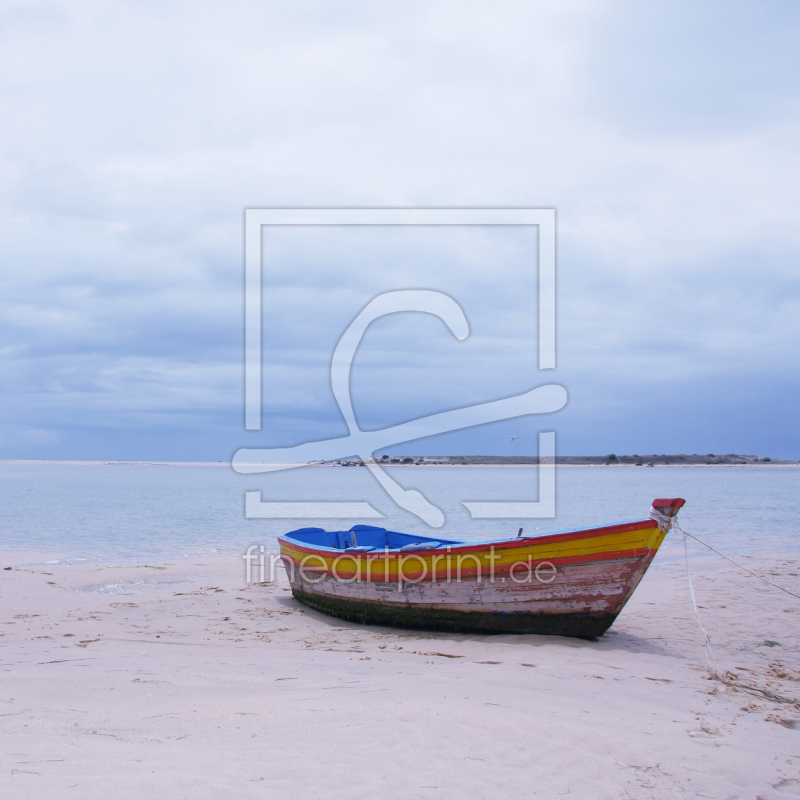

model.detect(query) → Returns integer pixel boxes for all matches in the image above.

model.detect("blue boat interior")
[281,525,463,552]
[280,517,650,552]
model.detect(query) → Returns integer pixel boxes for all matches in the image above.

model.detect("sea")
[1,463,798,564]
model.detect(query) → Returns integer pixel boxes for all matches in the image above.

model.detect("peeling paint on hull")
[284,549,658,639]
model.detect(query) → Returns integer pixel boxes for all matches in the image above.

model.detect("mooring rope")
[679,523,718,675]
[649,506,718,672]
[650,508,800,600]
[649,505,800,676]
[648,506,800,600]
[681,530,800,601]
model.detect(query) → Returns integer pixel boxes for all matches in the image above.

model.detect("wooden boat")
[278,498,685,639]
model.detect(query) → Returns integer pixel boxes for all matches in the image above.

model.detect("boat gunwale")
[278,517,659,558]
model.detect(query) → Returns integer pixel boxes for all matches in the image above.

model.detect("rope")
[680,530,800,601]
[648,505,800,685]
[648,506,800,600]
[679,523,718,675]
[649,506,718,672]
[648,505,800,677]
[648,506,676,532]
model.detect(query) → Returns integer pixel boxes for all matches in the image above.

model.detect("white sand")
[1,550,799,799]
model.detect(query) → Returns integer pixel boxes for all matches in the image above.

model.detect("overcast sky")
[1,0,799,460]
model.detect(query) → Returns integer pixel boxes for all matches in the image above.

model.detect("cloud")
[0,0,798,459]
[589,0,800,137]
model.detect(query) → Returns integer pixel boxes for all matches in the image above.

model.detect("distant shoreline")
[319,453,798,467]
[1,454,797,468]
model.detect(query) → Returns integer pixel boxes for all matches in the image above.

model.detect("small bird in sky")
[509,436,517,443]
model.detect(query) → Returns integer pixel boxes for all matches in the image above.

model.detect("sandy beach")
[1,548,799,799]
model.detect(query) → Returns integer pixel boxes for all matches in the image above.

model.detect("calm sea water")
[1,464,798,562]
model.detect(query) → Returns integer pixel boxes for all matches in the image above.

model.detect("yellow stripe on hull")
[279,522,665,580]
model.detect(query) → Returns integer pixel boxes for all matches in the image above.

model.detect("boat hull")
[279,519,666,639]
[290,587,621,638]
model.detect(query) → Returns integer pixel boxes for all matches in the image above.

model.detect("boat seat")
[399,542,441,551]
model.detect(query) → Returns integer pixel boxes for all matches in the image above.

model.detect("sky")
[1,0,799,461]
